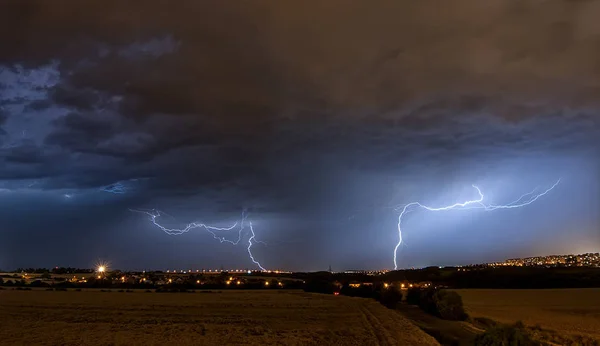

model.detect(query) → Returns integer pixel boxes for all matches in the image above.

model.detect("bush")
[434,290,468,321]
[303,279,336,294]
[415,288,467,321]
[378,287,403,309]
[340,285,375,298]
[418,288,438,314]
[474,322,540,346]
[29,280,50,288]
[405,288,421,305]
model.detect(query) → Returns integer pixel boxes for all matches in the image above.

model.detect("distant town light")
[97,266,106,273]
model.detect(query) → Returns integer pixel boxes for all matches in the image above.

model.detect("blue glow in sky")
[0,1,598,271]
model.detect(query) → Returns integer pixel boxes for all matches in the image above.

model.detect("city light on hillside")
[95,260,110,274]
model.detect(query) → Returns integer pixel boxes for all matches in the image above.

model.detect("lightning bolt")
[393,179,561,270]
[248,221,266,271]
[130,209,267,270]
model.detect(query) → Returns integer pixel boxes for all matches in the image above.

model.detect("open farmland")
[0,289,438,346]
[455,288,600,340]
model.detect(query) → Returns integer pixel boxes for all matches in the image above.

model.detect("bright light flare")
[95,261,109,274]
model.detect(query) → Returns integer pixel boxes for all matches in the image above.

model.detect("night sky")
[0,1,598,271]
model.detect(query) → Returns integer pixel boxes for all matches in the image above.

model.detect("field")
[455,288,600,340]
[0,289,438,346]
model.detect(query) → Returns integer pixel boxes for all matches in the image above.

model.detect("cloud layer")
[0,0,598,269]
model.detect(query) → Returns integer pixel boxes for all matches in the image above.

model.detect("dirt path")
[352,299,440,346]
[360,306,395,346]
[396,304,479,345]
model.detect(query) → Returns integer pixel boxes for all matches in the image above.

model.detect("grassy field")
[455,288,600,340]
[0,289,438,346]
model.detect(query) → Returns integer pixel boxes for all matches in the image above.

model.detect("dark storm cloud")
[0,108,7,135]
[0,0,599,269]
[44,111,118,155]
[1,0,598,194]
[2,141,45,164]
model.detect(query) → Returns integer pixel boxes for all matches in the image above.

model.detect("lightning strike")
[130,209,267,270]
[247,221,266,271]
[393,179,561,270]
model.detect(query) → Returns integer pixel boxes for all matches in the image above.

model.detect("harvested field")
[455,288,600,340]
[0,289,438,346]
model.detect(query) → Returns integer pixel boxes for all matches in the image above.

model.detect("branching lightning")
[248,222,266,271]
[130,209,267,270]
[393,179,561,270]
